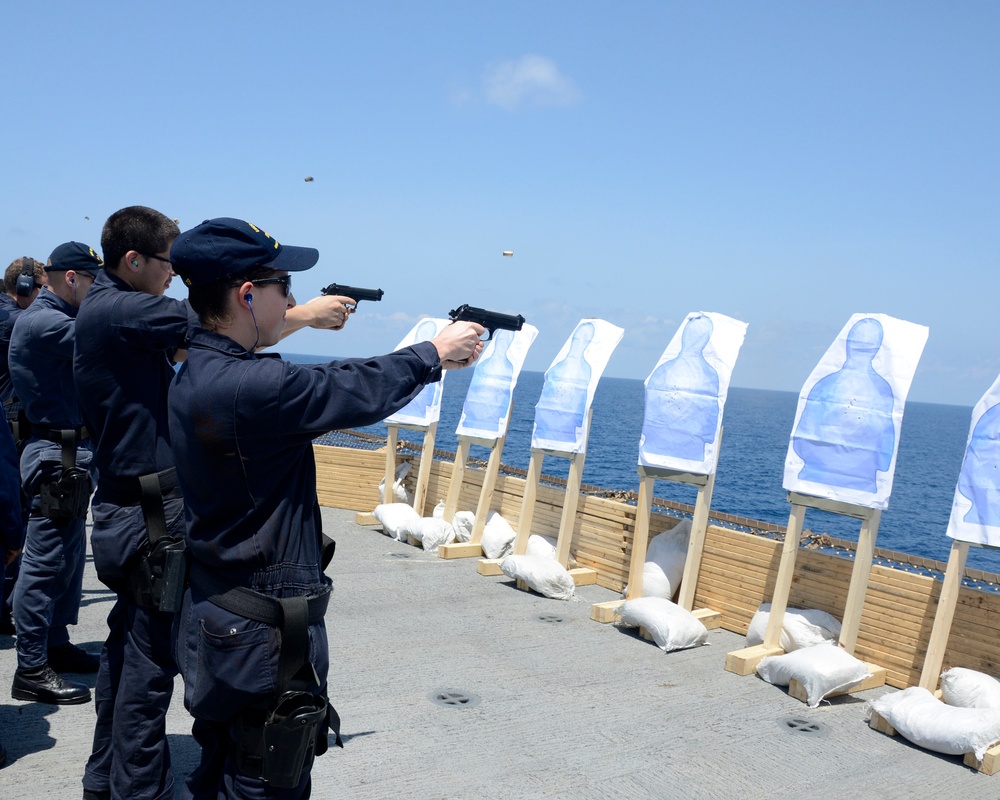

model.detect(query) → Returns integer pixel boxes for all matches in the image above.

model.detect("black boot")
[11,664,91,704]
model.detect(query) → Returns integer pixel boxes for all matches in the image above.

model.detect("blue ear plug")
[246,293,253,305]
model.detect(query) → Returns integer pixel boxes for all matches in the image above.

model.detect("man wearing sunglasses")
[166,217,483,798]
[73,208,378,800]
[8,242,103,707]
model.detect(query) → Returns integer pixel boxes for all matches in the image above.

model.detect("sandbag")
[622,519,691,600]
[745,603,842,652]
[372,503,420,542]
[940,667,1000,710]
[481,511,517,560]
[377,461,413,504]
[453,511,475,543]
[615,596,708,652]
[756,641,870,708]
[869,686,1000,761]
[526,535,557,559]
[408,517,456,554]
[500,555,576,601]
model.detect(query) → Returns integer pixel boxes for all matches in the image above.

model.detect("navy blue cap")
[47,241,104,272]
[169,217,319,287]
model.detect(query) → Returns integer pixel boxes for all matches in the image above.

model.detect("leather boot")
[11,664,91,704]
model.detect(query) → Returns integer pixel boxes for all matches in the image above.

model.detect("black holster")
[126,468,187,612]
[37,429,91,524]
[236,687,329,789]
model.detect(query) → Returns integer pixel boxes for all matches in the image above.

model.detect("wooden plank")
[477,558,504,576]
[919,540,970,691]
[591,600,625,623]
[512,452,544,555]
[569,567,598,586]
[625,475,655,600]
[839,509,881,654]
[438,542,484,559]
[725,644,784,676]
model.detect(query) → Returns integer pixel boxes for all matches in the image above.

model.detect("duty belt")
[30,424,89,445]
[188,560,331,697]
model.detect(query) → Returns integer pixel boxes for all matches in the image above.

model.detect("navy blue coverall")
[0,292,26,624]
[74,269,195,800]
[169,327,441,799]
[9,288,93,668]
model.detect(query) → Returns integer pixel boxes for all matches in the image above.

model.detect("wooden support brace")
[591,599,625,623]
[411,422,437,517]
[692,608,721,629]
[382,425,400,505]
[838,508,881,654]
[354,512,379,526]
[569,567,597,586]
[870,708,1000,776]
[442,438,472,523]
[724,643,784,676]
[476,558,504,576]
[437,542,484,559]
[511,451,544,556]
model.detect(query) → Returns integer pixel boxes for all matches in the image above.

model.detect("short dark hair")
[101,206,180,273]
[4,257,45,295]
[188,266,276,330]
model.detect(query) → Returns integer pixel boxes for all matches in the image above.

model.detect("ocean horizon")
[283,352,998,576]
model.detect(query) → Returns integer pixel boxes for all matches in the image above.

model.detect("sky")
[3,2,997,406]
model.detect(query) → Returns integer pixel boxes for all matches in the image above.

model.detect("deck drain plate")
[537,613,565,624]
[778,716,828,737]
[430,689,480,709]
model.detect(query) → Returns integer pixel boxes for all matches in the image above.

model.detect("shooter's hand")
[432,321,485,368]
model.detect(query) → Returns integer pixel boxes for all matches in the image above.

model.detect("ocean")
[288,354,995,575]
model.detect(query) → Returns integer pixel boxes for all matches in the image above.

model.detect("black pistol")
[321,284,384,308]
[448,304,525,340]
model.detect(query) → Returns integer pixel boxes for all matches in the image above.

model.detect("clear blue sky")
[4,2,997,406]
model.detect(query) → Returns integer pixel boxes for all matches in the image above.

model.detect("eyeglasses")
[249,275,293,297]
[75,271,96,281]
[141,253,172,268]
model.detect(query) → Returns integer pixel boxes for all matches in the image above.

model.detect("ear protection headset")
[15,257,37,298]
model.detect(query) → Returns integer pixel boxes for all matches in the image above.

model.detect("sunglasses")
[249,275,292,298]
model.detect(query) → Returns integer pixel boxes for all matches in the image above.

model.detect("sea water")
[288,354,996,574]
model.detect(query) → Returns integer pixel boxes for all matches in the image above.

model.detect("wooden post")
[918,538,970,691]
[511,451,544,557]
[593,464,720,626]
[726,491,888,697]
[382,424,400,505]
[410,422,438,517]
[438,434,509,559]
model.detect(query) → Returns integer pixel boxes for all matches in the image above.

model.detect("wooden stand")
[355,421,439,529]
[590,464,721,629]
[436,433,508,559]
[918,538,972,691]
[724,491,887,695]
[481,410,597,587]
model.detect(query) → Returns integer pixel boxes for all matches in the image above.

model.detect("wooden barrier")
[437,433,509,559]
[314,441,1000,692]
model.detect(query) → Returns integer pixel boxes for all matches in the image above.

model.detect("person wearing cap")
[8,242,103,707]
[167,217,483,797]
[0,257,47,638]
[73,208,375,800]
[0,395,23,769]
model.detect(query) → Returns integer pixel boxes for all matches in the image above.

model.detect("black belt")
[189,560,331,696]
[100,467,180,508]
[30,424,89,445]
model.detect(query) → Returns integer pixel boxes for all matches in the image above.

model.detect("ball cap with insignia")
[46,241,104,272]
[169,217,319,287]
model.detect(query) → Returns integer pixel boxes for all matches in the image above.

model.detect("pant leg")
[83,596,126,795]
[111,602,178,800]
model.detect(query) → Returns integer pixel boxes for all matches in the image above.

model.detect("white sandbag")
[481,511,517,559]
[869,686,1000,761]
[615,596,708,652]
[756,641,870,708]
[372,503,421,542]
[432,500,445,519]
[621,519,691,600]
[745,603,842,652]
[453,511,475,543]
[940,667,1000,710]
[500,555,576,601]
[526,535,557,559]
[408,517,456,554]
[377,461,413,504]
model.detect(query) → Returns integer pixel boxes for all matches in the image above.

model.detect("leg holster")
[190,559,340,788]
[37,429,91,524]
[236,687,329,788]
[125,468,187,612]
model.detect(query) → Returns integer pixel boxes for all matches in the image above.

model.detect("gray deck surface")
[1,506,998,799]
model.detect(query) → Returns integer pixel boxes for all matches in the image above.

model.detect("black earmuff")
[15,257,36,298]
